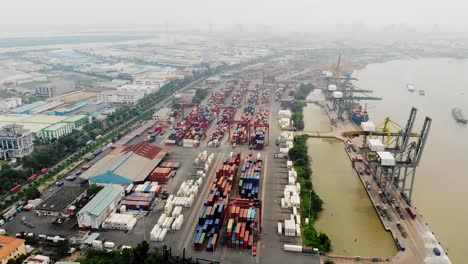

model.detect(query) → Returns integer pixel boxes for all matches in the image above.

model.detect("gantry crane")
[181,103,199,118]
[344,107,431,205]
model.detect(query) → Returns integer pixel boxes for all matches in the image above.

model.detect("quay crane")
[343,107,431,205]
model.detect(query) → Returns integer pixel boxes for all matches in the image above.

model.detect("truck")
[86,154,95,161]
[27,174,39,183]
[85,140,94,146]
[75,170,83,176]
[56,181,64,187]
[40,168,48,174]
[82,164,92,170]
[405,206,417,219]
[95,135,102,140]
[93,149,103,158]
[10,185,22,194]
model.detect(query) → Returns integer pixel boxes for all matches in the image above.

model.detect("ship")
[349,104,369,125]
[419,89,425,96]
[407,84,415,92]
[452,107,467,124]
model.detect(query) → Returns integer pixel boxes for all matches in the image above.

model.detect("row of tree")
[289,135,331,252]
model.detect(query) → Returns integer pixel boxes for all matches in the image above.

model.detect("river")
[303,101,397,258]
[352,58,468,264]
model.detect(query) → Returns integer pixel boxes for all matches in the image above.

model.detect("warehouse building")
[97,90,144,105]
[79,142,168,185]
[0,236,26,264]
[77,185,125,229]
[35,186,87,217]
[0,124,34,160]
[0,113,89,140]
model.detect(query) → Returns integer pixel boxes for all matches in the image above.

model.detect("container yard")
[194,152,241,251]
[166,105,215,146]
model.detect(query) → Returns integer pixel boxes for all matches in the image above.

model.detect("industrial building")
[9,101,49,114]
[0,124,34,160]
[80,142,169,185]
[36,80,76,98]
[35,186,87,217]
[0,113,89,140]
[117,84,159,95]
[77,185,125,229]
[97,90,145,105]
[0,236,26,264]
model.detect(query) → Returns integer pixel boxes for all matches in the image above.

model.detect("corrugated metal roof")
[80,142,168,183]
[89,172,132,185]
[77,185,123,216]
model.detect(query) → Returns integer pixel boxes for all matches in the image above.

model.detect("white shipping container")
[293,207,297,216]
[158,228,168,242]
[361,122,376,132]
[157,214,167,226]
[296,224,301,237]
[277,222,282,236]
[104,241,115,249]
[92,240,103,249]
[367,139,385,151]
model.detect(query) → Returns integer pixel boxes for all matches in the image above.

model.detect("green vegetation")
[78,241,189,264]
[6,255,27,264]
[290,83,314,130]
[295,83,314,100]
[288,135,331,252]
[324,260,335,264]
[291,102,305,130]
[191,88,208,104]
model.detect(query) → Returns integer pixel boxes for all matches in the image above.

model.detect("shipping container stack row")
[207,108,236,147]
[225,152,262,250]
[150,152,215,243]
[194,152,242,252]
[260,89,271,105]
[166,106,215,146]
[208,85,233,105]
[278,162,302,238]
[250,109,269,150]
[231,90,243,107]
[246,90,258,105]
[148,167,174,184]
[238,153,261,199]
[226,208,256,249]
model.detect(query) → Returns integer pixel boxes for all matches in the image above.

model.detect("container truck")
[40,168,48,174]
[27,174,38,183]
[10,185,22,194]
[93,149,103,157]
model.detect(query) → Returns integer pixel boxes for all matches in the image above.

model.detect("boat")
[419,89,425,96]
[407,84,415,92]
[452,107,467,124]
[349,105,369,125]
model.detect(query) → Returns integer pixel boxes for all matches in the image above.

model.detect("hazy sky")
[1,0,466,34]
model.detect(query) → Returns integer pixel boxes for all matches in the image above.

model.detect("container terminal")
[0,56,452,264]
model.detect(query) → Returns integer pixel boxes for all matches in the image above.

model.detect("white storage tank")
[328,84,337,91]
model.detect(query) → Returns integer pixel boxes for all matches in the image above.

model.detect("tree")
[133,241,150,264]
[54,239,71,259]
[324,259,335,264]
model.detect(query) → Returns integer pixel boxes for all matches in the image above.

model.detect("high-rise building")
[0,124,34,160]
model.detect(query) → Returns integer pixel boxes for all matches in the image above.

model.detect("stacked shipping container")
[194,153,241,252]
